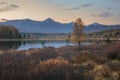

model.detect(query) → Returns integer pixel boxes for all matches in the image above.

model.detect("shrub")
[105,37,111,44]
[93,65,111,79]
[34,58,74,80]
[105,60,120,71]
[72,51,93,64]
[106,49,120,60]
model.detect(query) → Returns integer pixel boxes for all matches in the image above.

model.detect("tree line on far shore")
[87,29,120,38]
[0,25,21,39]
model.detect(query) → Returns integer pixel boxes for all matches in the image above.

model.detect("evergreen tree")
[0,24,21,39]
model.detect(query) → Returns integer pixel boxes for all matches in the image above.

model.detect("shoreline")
[0,38,120,41]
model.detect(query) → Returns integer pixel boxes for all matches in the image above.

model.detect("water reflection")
[0,40,73,52]
[0,41,21,52]
[84,40,105,44]
[18,40,73,51]
[0,40,117,52]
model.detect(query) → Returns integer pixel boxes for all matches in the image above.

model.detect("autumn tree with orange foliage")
[71,18,86,45]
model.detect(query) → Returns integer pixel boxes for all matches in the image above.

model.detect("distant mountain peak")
[92,23,101,26]
[23,18,31,20]
[22,18,34,22]
[43,18,55,23]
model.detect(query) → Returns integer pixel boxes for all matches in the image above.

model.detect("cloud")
[64,3,94,10]
[0,2,8,5]
[81,3,94,7]
[91,12,113,18]
[107,8,111,10]
[64,7,80,10]
[98,12,113,17]
[0,2,19,12]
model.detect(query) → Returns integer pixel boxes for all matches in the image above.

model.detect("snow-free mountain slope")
[0,18,120,33]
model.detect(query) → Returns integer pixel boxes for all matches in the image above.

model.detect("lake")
[0,40,117,52]
[0,40,95,52]
[17,41,74,50]
[0,40,74,52]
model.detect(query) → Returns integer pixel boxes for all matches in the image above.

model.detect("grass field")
[0,42,119,80]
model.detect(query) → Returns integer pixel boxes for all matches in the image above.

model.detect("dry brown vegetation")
[0,42,120,80]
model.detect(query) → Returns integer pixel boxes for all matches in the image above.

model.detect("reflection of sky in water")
[0,40,94,52]
[17,41,93,51]
[1,39,119,51]
[17,42,73,51]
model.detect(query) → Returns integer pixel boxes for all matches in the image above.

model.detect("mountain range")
[0,18,120,33]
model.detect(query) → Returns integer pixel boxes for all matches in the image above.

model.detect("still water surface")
[0,40,104,52]
[18,41,74,50]
[0,41,73,51]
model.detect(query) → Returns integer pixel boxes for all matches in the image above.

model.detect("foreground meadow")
[0,42,120,80]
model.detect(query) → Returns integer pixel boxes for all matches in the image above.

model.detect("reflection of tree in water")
[86,40,104,43]
[21,40,40,46]
[84,40,115,44]
[0,41,21,51]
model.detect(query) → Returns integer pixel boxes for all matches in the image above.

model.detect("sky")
[0,0,120,25]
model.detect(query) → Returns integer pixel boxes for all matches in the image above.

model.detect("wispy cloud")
[0,1,19,12]
[65,3,94,10]
[91,12,113,18]
[81,3,94,7]
[64,7,80,10]
[107,8,111,10]
[0,2,8,5]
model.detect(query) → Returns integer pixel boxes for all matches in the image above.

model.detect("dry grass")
[0,42,120,80]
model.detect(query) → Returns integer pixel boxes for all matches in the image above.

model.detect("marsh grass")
[0,42,120,80]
